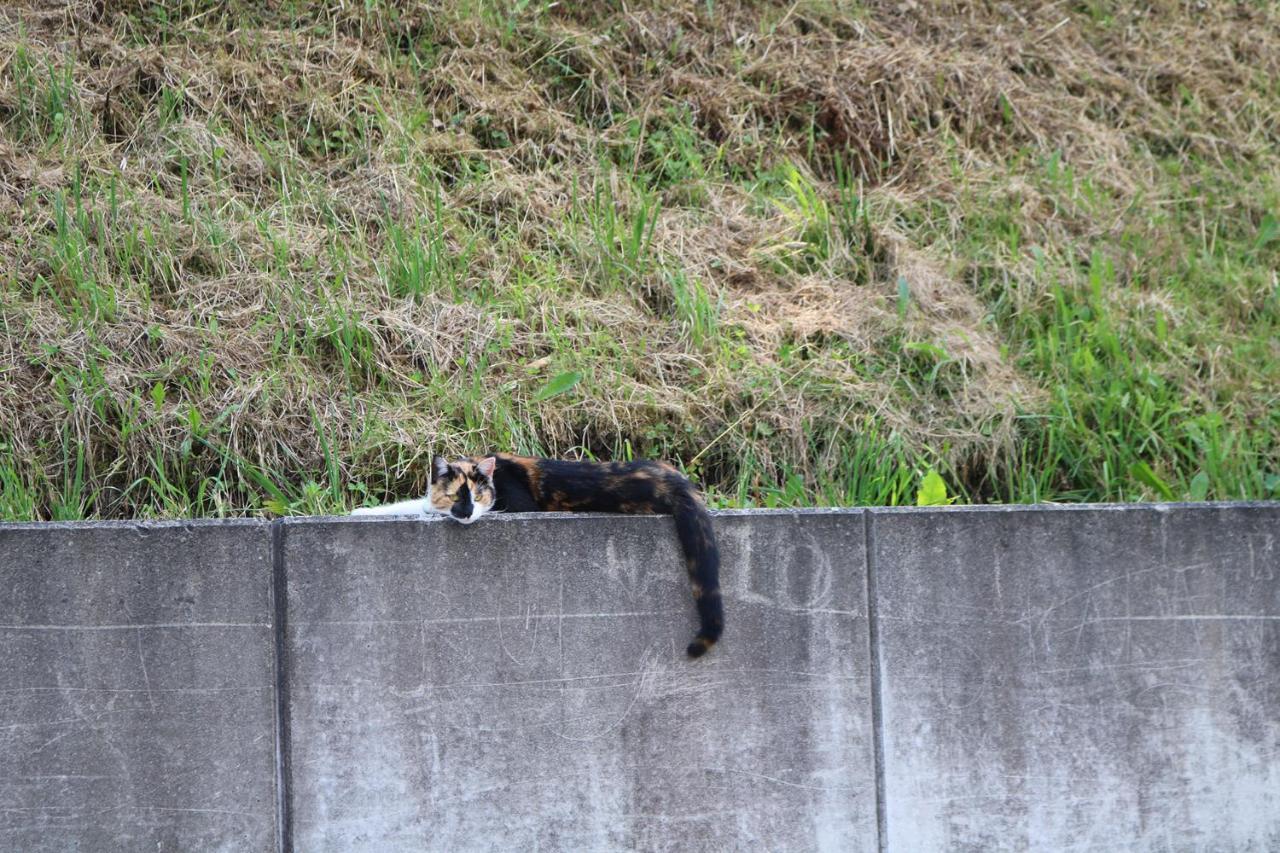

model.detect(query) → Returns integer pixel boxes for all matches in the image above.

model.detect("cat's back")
[532,456,681,483]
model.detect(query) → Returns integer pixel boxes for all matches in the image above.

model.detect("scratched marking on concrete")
[872,505,1280,851]
[282,512,877,852]
[0,523,278,852]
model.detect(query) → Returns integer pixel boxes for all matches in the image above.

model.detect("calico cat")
[352,453,724,658]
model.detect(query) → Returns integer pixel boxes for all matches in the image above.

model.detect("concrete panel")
[870,504,1280,851]
[0,521,278,852]
[282,510,875,852]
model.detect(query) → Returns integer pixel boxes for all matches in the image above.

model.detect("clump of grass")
[0,0,1276,520]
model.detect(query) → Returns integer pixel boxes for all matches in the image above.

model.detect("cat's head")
[429,455,497,524]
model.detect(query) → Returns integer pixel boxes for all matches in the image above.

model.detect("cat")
[352,453,724,658]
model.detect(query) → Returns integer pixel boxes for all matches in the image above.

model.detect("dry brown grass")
[1,0,1277,516]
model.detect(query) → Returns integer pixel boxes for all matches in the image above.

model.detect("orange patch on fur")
[499,453,543,501]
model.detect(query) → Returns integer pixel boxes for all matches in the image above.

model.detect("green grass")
[942,152,1280,504]
[0,1,1277,520]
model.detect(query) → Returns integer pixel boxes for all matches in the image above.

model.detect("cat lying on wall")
[353,454,724,658]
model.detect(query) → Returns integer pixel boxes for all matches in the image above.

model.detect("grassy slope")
[0,0,1276,519]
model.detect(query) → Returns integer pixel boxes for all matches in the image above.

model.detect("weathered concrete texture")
[282,510,875,852]
[870,504,1280,851]
[0,521,278,852]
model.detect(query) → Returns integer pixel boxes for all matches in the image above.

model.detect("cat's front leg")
[351,497,432,517]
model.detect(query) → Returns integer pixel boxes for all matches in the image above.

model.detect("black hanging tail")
[668,484,723,658]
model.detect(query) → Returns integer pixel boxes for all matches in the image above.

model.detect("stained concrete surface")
[281,510,876,852]
[3,504,1277,851]
[0,521,278,852]
[869,504,1280,851]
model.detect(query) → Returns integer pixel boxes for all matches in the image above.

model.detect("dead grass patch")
[1,0,1276,515]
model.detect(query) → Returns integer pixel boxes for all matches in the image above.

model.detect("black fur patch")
[487,454,724,658]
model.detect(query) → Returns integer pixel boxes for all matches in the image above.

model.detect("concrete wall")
[0,521,278,852]
[872,505,1279,851]
[2,505,1276,851]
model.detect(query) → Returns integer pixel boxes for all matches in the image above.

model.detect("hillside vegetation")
[1,0,1277,519]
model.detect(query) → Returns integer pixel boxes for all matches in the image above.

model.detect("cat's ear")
[477,456,497,479]
[431,454,450,483]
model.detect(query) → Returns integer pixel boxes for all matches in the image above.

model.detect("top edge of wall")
[0,501,1274,529]
[310,506,868,525]
[0,518,272,531]
[864,500,1278,515]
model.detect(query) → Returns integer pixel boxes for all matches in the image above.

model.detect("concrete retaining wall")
[0,521,277,852]
[2,505,1276,851]
[872,505,1279,851]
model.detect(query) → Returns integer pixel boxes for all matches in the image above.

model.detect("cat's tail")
[667,481,724,658]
